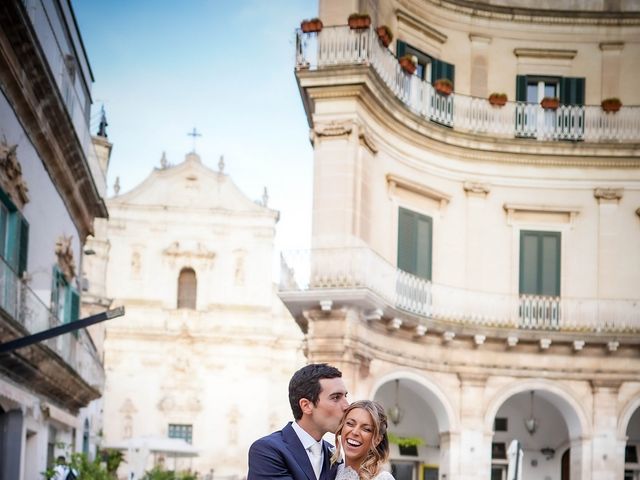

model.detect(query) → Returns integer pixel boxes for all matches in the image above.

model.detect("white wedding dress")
[335,464,395,480]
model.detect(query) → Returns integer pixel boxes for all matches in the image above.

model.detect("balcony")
[279,248,640,342]
[295,26,640,143]
[0,257,103,410]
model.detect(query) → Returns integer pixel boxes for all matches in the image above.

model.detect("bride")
[331,400,395,480]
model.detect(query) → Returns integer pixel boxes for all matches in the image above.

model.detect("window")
[516,75,585,105]
[51,266,80,324]
[519,231,561,297]
[492,442,507,460]
[177,267,197,309]
[398,207,432,281]
[397,40,455,85]
[168,424,193,444]
[82,418,90,455]
[626,445,639,463]
[494,417,508,432]
[0,189,29,275]
[398,444,418,456]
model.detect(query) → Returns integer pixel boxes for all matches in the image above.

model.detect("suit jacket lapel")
[282,423,317,480]
[320,440,338,480]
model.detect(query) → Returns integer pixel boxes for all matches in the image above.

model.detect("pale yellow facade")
[85,153,304,478]
[283,1,640,479]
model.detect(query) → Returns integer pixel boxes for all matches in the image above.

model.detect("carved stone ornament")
[594,188,623,202]
[463,181,490,196]
[163,241,216,260]
[313,121,353,138]
[55,235,76,282]
[0,141,29,208]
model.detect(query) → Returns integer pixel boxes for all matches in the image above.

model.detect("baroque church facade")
[281,1,640,480]
[84,152,304,478]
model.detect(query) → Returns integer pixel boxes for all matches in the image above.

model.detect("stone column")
[588,380,622,480]
[599,43,623,100]
[457,373,491,480]
[0,409,23,480]
[439,430,459,480]
[469,35,492,98]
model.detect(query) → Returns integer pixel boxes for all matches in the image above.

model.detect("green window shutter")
[398,208,417,274]
[560,77,585,106]
[541,234,561,296]
[6,213,21,272]
[396,40,407,57]
[431,58,455,85]
[17,215,28,276]
[398,207,432,281]
[516,75,528,102]
[67,287,80,323]
[519,231,560,296]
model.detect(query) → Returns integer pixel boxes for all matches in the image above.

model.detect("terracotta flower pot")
[540,97,559,110]
[348,14,371,30]
[434,79,453,96]
[488,93,507,107]
[601,98,622,113]
[398,56,416,75]
[301,19,323,33]
[376,26,392,48]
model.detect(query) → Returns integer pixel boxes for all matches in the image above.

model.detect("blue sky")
[74,0,318,250]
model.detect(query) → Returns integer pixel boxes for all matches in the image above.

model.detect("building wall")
[94,155,304,478]
[288,1,640,479]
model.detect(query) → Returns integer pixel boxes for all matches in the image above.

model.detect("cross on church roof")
[187,127,202,153]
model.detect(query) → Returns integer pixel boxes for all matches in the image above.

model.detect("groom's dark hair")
[289,363,342,420]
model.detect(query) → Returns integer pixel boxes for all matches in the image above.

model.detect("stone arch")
[484,379,590,439]
[617,388,640,439]
[369,369,458,433]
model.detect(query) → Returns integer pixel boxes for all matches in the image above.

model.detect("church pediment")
[108,153,277,216]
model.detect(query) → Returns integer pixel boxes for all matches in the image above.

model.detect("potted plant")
[540,97,560,110]
[376,25,393,47]
[301,18,323,33]
[488,92,508,107]
[388,433,425,448]
[434,78,454,96]
[348,13,371,30]
[601,97,622,113]
[398,54,417,75]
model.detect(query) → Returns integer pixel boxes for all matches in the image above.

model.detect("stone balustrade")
[296,26,640,143]
[280,247,640,333]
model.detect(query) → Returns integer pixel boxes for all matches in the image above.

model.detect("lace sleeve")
[375,472,396,480]
[335,466,360,480]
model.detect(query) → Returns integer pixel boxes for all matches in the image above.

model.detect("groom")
[248,363,349,480]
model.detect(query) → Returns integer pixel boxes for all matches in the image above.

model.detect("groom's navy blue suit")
[248,422,339,480]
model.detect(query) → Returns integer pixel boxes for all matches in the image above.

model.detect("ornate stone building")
[85,152,304,478]
[0,0,109,478]
[281,1,640,479]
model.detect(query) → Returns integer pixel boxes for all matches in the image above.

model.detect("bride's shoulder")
[374,472,396,480]
[335,466,359,480]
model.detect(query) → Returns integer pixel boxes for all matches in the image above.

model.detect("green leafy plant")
[388,432,425,447]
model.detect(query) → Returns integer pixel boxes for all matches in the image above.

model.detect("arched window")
[177,267,197,309]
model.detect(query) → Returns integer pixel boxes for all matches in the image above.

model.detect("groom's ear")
[299,398,314,415]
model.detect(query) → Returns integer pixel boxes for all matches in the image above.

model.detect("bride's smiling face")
[340,407,378,466]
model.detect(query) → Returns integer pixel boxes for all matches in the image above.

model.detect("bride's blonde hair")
[331,400,390,480]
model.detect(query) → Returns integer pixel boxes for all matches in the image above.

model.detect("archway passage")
[625,407,640,479]
[373,377,453,480]
[491,390,573,480]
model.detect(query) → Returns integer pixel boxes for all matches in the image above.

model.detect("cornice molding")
[396,8,448,44]
[513,48,577,60]
[0,1,107,239]
[417,0,640,25]
[297,66,640,169]
[387,173,451,208]
[594,187,623,203]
